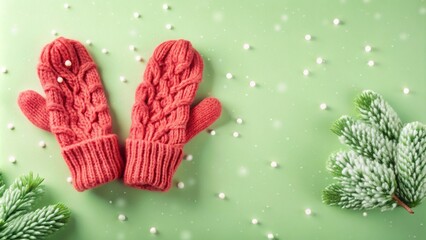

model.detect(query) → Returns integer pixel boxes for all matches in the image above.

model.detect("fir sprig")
[323,90,426,214]
[0,173,70,239]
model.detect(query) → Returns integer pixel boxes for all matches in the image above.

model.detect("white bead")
[236,118,243,124]
[251,218,259,225]
[65,60,72,67]
[226,73,233,79]
[64,3,70,9]
[57,77,64,83]
[177,181,185,189]
[249,81,256,87]
[135,55,143,62]
[185,154,193,161]
[333,18,341,25]
[129,45,136,51]
[66,176,73,183]
[0,66,7,74]
[7,123,15,130]
[133,12,141,18]
[320,103,327,110]
[38,141,46,148]
[304,34,312,41]
[8,156,16,163]
[51,30,58,36]
[149,227,157,234]
[232,131,240,138]
[303,69,310,76]
[209,130,216,136]
[364,45,372,52]
[267,233,275,239]
[243,43,251,50]
[362,212,368,217]
[165,24,173,30]
[403,87,410,95]
[367,60,375,67]
[102,48,109,54]
[218,192,226,199]
[270,161,278,168]
[119,76,127,83]
[118,214,127,221]
[163,4,169,10]
[85,39,92,45]
[316,57,324,64]
[305,208,312,215]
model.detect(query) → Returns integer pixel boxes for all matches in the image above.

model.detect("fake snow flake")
[163,4,170,10]
[135,55,143,62]
[57,77,64,83]
[333,18,341,25]
[236,118,243,124]
[304,34,312,41]
[133,12,141,18]
[251,218,259,225]
[362,212,368,217]
[320,103,327,110]
[129,45,136,51]
[218,192,226,199]
[149,227,157,234]
[305,208,312,215]
[270,161,278,168]
[119,76,127,83]
[0,66,7,74]
[403,88,410,95]
[102,48,109,54]
[65,60,72,67]
[232,131,240,138]
[165,24,173,30]
[184,154,193,161]
[8,156,16,164]
[364,45,372,52]
[7,123,14,130]
[226,73,233,79]
[177,182,185,189]
[243,43,251,50]
[267,233,275,239]
[209,130,216,136]
[303,69,310,76]
[367,60,375,67]
[118,214,127,221]
[66,176,73,183]
[249,81,256,87]
[316,57,324,64]
[64,3,70,9]
[85,39,92,45]
[39,141,46,148]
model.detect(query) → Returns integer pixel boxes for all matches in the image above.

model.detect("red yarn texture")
[18,37,123,191]
[125,39,221,191]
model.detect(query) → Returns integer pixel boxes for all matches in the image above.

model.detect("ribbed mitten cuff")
[124,139,183,191]
[62,134,123,191]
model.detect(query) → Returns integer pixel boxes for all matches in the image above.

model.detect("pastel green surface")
[1,0,426,239]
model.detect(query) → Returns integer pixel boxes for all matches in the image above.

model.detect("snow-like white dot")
[162,4,169,10]
[57,77,64,83]
[185,154,193,161]
[232,131,240,138]
[133,12,141,18]
[267,233,275,239]
[249,81,256,87]
[135,55,143,62]
[226,73,233,79]
[51,30,58,36]
[85,40,92,45]
[0,66,7,74]
[39,141,46,148]
[243,43,251,50]
[236,118,243,124]
[303,69,310,76]
[102,48,109,54]
[209,130,216,136]
[316,57,324,64]
[251,218,259,225]
[66,176,73,183]
[367,60,375,67]
[218,192,226,199]
[129,45,136,51]
[304,34,312,41]
[118,214,127,221]
[65,60,72,67]
[362,212,368,217]
[270,161,278,168]
[305,208,312,215]
[7,123,14,130]
[177,181,185,189]
[333,18,341,25]
[320,103,327,110]
[64,3,70,9]
[364,45,372,52]
[119,76,127,83]
[8,156,16,163]
[149,227,157,234]
[403,87,410,95]
[165,24,173,30]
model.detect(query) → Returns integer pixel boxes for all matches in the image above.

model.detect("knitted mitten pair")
[18,37,221,192]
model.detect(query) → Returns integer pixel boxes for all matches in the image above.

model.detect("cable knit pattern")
[124,39,222,191]
[18,37,123,191]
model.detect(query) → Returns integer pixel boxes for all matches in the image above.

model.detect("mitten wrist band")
[125,139,183,191]
[62,134,123,191]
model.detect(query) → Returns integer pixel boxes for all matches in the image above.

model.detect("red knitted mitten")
[124,40,221,191]
[18,37,123,191]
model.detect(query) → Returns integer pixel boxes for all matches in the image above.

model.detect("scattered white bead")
[8,156,16,164]
[249,81,256,87]
[64,3,70,9]
[38,141,46,148]
[243,43,251,50]
[133,12,141,18]
[251,218,259,225]
[135,55,143,62]
[364,45,372,53]
[236,118,243,124]
[129,45,136,51]
[362,212,368,217]
[303,69,310,76]
[305,208,312,215]
[209,130,216,136]
[184,154,193,161]
[162,4,169,10]
[118,214,127,221]
[367,60,375,67]
[304,34,312,41]
[226,73,233,79]
[333,18,341,25]
[51,30,58,36]
[270,161,278,168]
[232,131,240,138]
[7,123,14,130]
[0,66,7,74]
[316,57,324,64]
[403,87,410,95]
[149,227,157,234]
[218,192,226,199]
[119,76,127,83]
[66,176,73,183]
[102,48,109,54]
[65,60,72,67]
[267,233,275,239]
[165,24,173,30]
[57,77,64,83]
[177,181,185,189]
[85,39,92,45]
[319,103,327,110]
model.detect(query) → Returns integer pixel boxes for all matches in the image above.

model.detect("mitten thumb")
[17,90,50,132]
[186,97,222,142]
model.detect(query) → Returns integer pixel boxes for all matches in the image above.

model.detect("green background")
[1,0,426,239]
